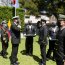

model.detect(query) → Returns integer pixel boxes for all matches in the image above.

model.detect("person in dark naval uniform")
[0,20,9,58]
[46,22,58,61]
[39,19,48,65]
[24,20,36,56]
[55,14,65,65]
[10,16,21,65]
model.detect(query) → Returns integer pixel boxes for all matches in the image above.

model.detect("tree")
[19,0,39,15]
[19,0,65,16]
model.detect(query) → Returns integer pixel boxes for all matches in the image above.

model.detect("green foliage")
[16,8,25,32]
[0,6,24,31]
[19,0,25,7]
[0,7,12,22]
[19,0,65,16]
[19,0,39,15]
[25,1,38,15]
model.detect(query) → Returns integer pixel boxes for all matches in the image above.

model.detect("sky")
[16,0,19,8]
[12,0,19,8]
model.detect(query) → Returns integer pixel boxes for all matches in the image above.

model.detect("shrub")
[0,6,24,32]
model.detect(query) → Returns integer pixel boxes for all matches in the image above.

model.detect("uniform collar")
[61,26,65,30]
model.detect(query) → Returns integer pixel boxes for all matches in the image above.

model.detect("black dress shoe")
[3,55,8,59]
[5,52,8,55]
[26,53,29,56]
[10,63,19,65]
[13,63,18,65]
[15,61,20,64]
[0,52,3,56]
[39,62,44,65]
[29,53,32,56]
[46,56,52,60]
[51,57,55,61]
[46,58,49,61]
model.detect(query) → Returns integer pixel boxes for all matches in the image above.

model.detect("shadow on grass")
[20,50,41,63]
[32,55,41,63]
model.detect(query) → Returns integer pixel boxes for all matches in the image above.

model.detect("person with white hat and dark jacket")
[9,16,21,65]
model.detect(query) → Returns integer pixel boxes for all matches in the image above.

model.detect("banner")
[8,19,11,30]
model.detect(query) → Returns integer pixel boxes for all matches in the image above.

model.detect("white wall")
[24,15,49,24]
[24,15,40,24]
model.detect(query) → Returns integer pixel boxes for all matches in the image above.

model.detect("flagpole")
[15,1,16,16]
[11,0,16,16]
[15,3,16,16]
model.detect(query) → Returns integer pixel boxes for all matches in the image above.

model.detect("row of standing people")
[37,14,65,65]
[24,14,65,65]
[0,14,65,65]
[23,18,56,65]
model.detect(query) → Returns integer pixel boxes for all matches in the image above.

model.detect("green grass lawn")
[0,36,56,65]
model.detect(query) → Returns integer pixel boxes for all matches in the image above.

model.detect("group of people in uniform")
[0,14,65,65]
[38,14,65,65]
[37,14,65,65]
[0,20,9,58]
[24,14,65,65]
[0,16,21,65]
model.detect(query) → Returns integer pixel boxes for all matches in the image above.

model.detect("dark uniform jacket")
[55,27,65,61]
[1,29,9,43]
[49,26,58,40]
[39,25,48,45]
[11,23,21,44]
[24,24,36,37]
[1,25,9,44]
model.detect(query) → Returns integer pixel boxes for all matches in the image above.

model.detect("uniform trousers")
[1,41,8,56]
[25,36,33,54]
[46,40,56,59]
[10,44,19,64]
[54,49,64,65]
[40,43,46,65]
[56,60,63,65]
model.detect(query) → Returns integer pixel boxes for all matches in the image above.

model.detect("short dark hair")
[41,19,46,23]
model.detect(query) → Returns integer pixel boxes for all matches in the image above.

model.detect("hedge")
[0,6,24,32]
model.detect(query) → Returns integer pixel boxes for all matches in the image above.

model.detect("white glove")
[17,25,21,28]
[49,37,52,40]
[35,34,36,36]
[24,34,26,36]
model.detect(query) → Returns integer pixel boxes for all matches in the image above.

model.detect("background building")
[0,0,11,6]
[0,0,19,7]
